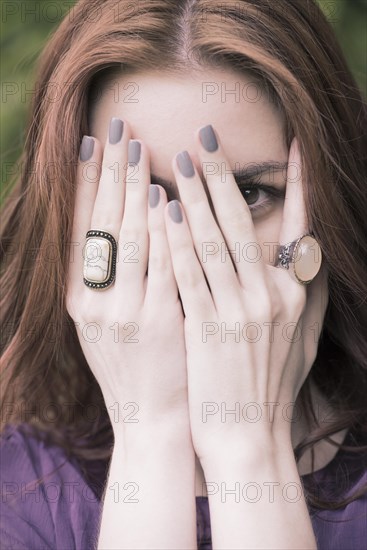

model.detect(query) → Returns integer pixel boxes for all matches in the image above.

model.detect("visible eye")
[241,187,262,205]
[237,181,285,214]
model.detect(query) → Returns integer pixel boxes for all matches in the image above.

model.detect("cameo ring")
[275,234,322,285]
[83,230,117,289]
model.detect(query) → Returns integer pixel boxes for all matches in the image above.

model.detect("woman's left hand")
[164,129,328,467]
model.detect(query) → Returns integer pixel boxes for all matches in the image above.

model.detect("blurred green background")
[1,0,366,200]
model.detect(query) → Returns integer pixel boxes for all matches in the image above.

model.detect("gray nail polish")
[149,184,160,207]
[199,125,218,152]
[109,118,124,144]
[128,140,141,166]
[80,136,94,161]
[168,200,183,223]
[176,151,195,178]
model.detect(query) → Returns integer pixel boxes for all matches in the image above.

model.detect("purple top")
[1,423,366,549]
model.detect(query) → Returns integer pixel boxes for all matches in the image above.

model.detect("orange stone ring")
[275,234,322,285]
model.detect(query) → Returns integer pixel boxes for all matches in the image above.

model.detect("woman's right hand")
[66,118,189,439]
[66,120,197,550]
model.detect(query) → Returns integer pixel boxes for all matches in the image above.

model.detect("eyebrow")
[150,161,288,196]
[232,161,288,180]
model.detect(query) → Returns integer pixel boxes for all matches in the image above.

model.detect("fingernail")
[176,151,195,178]
[168,200,183,223]
[128,140,141,166]
[199,125,218,152]
[109,117,124,144]
[80,136,94,161]
[149,184,160,208]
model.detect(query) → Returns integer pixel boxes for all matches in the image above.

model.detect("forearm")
[97,422,197,550]
[203,436,317,550]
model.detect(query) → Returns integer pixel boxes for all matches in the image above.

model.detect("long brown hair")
[1,0,366,511]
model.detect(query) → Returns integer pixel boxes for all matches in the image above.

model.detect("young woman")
[1,0,366,548]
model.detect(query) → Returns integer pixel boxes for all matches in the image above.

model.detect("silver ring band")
[275,234,322,285]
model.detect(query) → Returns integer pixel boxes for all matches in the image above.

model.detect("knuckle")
[176,264,202,288]
[248,287,273,319]
[78,302,98,324]
[175,237,193,257]
[228,311,247,326]
[148,216,164,233]
[200,234,223,260]
[126,166,142,186]
[65,287,84,322]
[148,253,171,273]
[292,288,307,317]
[270,295,282,318]
[100,152,115,173]
[65,294,77,320]
[75,293,105,324]
[119,225,142,245]
[89,221,117,236]
[225,208,251,231]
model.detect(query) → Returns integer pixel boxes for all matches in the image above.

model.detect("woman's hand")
[164,128,322,548]
[66,119,197,549]
[164,128,328,465]
[66,119,189,437]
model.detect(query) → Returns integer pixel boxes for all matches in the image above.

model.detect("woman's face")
[89,67,289,264]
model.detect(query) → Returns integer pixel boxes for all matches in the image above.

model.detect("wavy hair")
[1,0,366,514]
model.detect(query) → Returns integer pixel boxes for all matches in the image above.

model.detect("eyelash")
[236,181,285,213]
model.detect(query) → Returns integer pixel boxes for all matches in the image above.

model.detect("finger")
[116,139,149,296]
[171,150,241,312]
[145,184,178,308]
[164,200,214,318]
[270,138,319,299]
[278,137,308,247]
[195,124,268,291]
[301,264,329,376]
[90,117,131,238]
[192,125,268,291]
[67,135,102,298]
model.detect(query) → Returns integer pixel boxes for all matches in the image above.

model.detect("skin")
[89,68,347,487]
[68,67,348,548]
[89,68,288,265]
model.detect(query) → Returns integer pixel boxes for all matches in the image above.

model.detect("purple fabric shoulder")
[196,427,367,550]
[0,424,102,549]
[302,428,367,550]
[1,423,366,550]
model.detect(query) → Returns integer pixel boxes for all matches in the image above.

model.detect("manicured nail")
[109,117,124,144]
[199,125,218,152]
[80,136,94,161]
[168,200,183,223]
[149,184,160,208]
[128,140,141,166]
[176,151,195,178]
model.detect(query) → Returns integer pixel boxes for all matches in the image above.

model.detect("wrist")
[113,414,194,457]
[200,432,295,477]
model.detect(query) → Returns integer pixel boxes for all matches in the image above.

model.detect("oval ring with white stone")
[83,230,118,289]
[276,234,322,285]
